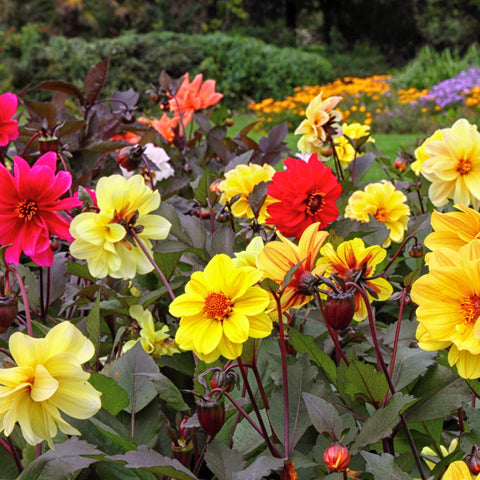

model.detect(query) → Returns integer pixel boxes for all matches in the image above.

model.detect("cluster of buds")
[323,443,351,472]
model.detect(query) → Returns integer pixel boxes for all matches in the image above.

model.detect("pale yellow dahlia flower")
[0,322,101,448]
[295,92,343,156]
[420,118,480,208]
[345,181,410,248]
[411,240,480,379]
[334,122,373,169]
[123,305,180,357]
[70,175,171,279]
[218,163,276,223]
[169,254,272,362]
[411,129,444,176]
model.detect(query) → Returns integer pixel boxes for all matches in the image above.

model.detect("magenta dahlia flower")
[0,92,19,147]
[0,152,81,266]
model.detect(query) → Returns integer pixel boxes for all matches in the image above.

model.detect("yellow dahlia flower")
[425,204,480,252]
[0,322,101,448]
[295,92,343,156]
[411,129,443,176]
[169,254,272,362]
[70,175,171,279]
[335,122,373,169]
[257,222,329,310]
[411,240,480,379]
[345,181,410,248]
[123,305,180,357]
[316,238,393,321]
[232,236,265,269]
[442,460,478,480]
[218,163,276,223]
[420,118,480,208]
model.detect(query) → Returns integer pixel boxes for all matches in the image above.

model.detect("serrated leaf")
[87,289,101,356]
[287,328,337,384]
[302,392,344,441]
[23,99,58,129]
[84,57,109,105]
[33,80,86,103]
[280,259,304,292]
[233,456,284,480]
[89,372,129,416]
[248,181,270,217]
[106,343,159,413]
[206,224,236,258]
[352,393,416,452]
[66,261,95,281]
[105,445,199,480]
[361,452,412,480]
[344,360,389,406]
[224,151,254,172]
[141,372,189,410]
[347,152,376,183]
[16,438,101,480]
[405,365,471,423]
[204,440,245,480]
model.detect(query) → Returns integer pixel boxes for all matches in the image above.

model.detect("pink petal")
[0,93,18,122]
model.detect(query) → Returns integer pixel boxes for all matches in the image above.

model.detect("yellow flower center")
[203,292,232,321]
[374,207,388,223]
[15,199,38,220]
[457,158,472,175]
[305,189,325,216]
[460,295,480,324]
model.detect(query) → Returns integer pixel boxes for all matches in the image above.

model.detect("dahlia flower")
[0,152,80,266]
[0,92,19,146]
[316,238,393,321]
[334,122,373,169]
[411,129,443,176]
[411,240,480,379]
[345,181,410,248]
[420,119,480,208]
[441,460,478,480]
[218,163,276,223]
[169,254,272,362]
[0,322,101,448]
[267,154,341,240]
[69,174,171,279]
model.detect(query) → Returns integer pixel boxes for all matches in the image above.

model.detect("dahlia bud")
[117,146,143,172]
[408,243,424,258]
[0,296,18,333]
[38,136,59,154]
[196,398,225,436]
[323,291,355,330]
[297,271,319,296]
[225,118,234,127]
[394,156,408,172]
[209,370,236,393]
[319,143,334,157]
[466,447,480,475]
[323,444,351,472]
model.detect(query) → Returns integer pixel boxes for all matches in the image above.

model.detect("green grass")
[228,114,421,162]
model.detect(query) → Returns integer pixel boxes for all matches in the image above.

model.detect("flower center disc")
[203,292,232,321]
[305,189,326,216]
[15,199,38,220]
[374,207,388,223]
[461,295,480,324]
[457,158,472,175]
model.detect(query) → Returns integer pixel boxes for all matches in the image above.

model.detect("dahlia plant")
[1,58,480,480]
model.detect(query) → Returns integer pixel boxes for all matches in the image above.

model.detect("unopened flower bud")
[297,271,318,295]
[117,146,143,172]
[324,291,355,330]
[408,243,424,258]
[196,398,225,436]
[466,448,480,475]
[38,136,59,154]
[0,296,18,333]
[394,156,408,172]
[323,444,351,472]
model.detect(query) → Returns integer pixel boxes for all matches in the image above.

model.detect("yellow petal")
[30,364,58,402]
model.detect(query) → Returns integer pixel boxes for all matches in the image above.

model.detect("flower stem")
[11,267,32,336]
[389,288,408,379]
[347,282,427,480]
[140,153,155,190]
[6,436,23,472]
[129,229,175,301]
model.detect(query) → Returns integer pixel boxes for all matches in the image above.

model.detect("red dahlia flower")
[267,154,341,239]
[0,92,19,146]
[0,152,81,266]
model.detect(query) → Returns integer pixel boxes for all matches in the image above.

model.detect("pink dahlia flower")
[0,92,19,146]
[0,152,81,266]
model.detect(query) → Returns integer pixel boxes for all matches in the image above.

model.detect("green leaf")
[347,152,376,183]
[287,328,337,384]
[16,438,100,480]
[105,445,199,480]
[89,372,129,416]
[352,393,417,452]
[405,365,471,423]
[204,440,245,480]
[87,290,101,356]
[142,372,189,411]
[302,392,344,442]
[105,343,159,413]
[66,261,95,282]
[361,452,412,480]
[344,360,389,406]
[233,456,284,480]
[0,437,19,478]
[153,251,182,281]
[206,224,236,258]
